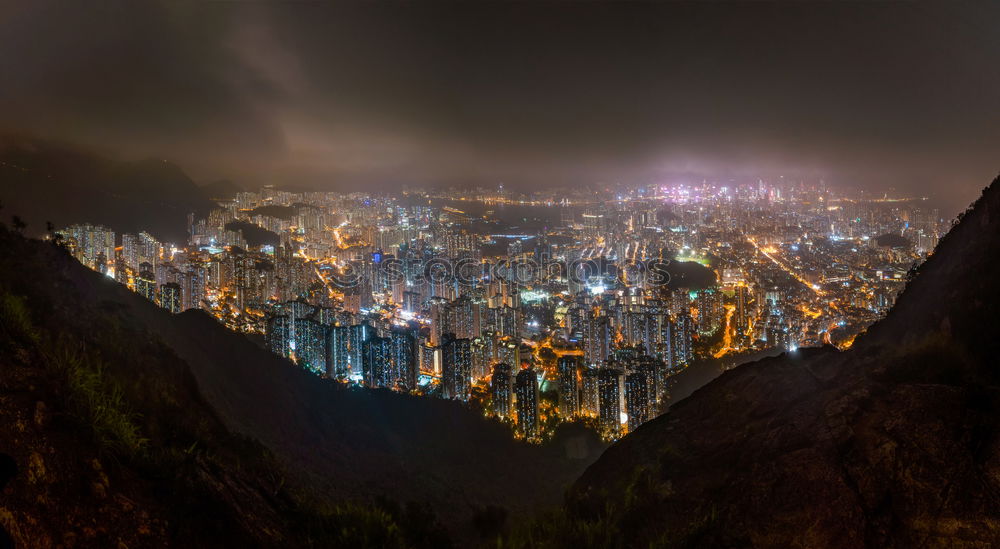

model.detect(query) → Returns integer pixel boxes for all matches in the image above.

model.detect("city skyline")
[51,174,942,442]
[2,1,999,213]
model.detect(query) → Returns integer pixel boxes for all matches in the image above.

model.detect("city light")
[53,177,935,444]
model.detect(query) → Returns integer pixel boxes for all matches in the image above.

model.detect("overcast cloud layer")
[1,1,998,211]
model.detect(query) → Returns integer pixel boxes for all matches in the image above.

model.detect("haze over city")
[2,2,1000,548]
[3,1,999,212]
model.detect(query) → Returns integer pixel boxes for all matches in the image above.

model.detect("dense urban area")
[54,179,942,442]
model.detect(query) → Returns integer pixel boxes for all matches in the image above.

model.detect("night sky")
[2,1,998,211]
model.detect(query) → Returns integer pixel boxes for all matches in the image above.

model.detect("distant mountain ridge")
[200,179,243,201]
[0,137,221,243]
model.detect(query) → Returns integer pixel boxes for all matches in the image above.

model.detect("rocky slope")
[557,176,1000,548]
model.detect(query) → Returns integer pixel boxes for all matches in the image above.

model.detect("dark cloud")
[1,1,998,212]
[0,1,286,168]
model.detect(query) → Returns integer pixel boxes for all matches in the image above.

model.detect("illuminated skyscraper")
[389,328,418,391]
[294,317,327,375]
[326,323,374,377]
[514,367,539,440]
[183,266,206,311]
[137,231,160,267]
[114,254,129,285]
[135,269,157,303]
[583,311,611,367]
[159,282,181,313]
[674,312,695,366]
[264,301,327,374]
[557,355,582,417]
[441,334,472,401]
[443,295,481,340]
[597,367,624,437]
[633,355,665,410]
[471,333,496,381]
[735,284,752,336]
[363,336,394,388]
[486,305,519,339]
[648,301,675,366]
[500,278,520,308]
[695,288,724,334]
[418,340,438,376]
[121,233,140,273]
[670,290,691,317]
[582,210,607,237]
[581,368,600,418]
[622,306,651,353]
[496,337,520,369]
[59,224,115,271]
[490,363,513,419]
[326,325,352,378]
[624,371,650,434]
[341,322,372,377]
[766,317,792,351]
[266,315,292,357]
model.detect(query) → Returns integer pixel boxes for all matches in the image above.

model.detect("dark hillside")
[0,236,298,546]
[0,226,604,546]
[509,176,1000,548]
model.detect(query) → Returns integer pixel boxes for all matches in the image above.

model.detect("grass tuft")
[498,503,621,549]
[45,337,149,456]
[0,291,40,346]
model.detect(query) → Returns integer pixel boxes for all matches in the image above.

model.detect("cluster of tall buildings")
[489,363,541,440]
[57,177,942,443]
[58,224,208,315]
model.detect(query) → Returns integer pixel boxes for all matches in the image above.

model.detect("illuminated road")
[331,221,350,249]
[713,304,736,358]
[747,236,824,297]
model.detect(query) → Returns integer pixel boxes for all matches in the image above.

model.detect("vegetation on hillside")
[0,226,452,547]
